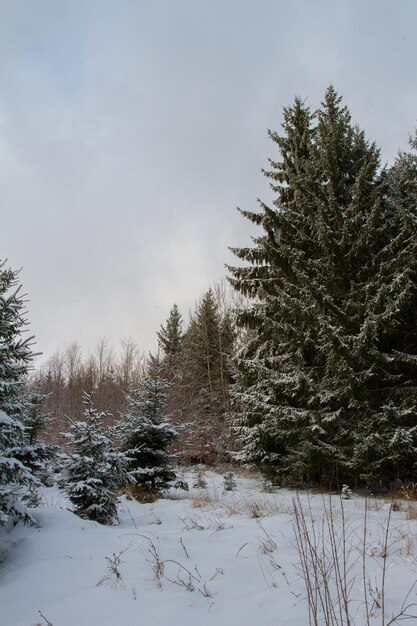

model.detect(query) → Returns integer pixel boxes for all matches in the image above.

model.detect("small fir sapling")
[118,372,177,493]
[341,484,352,500]
[223,471,237,491]
[60,393,130,524]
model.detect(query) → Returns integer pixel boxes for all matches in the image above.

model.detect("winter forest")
[2,87,417,625]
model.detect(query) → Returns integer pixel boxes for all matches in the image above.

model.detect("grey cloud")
[1,0,416,363]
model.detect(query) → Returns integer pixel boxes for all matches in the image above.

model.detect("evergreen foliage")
[0,261,36,525]
[60,393,130,524]
[181,288,234,417]
[223,471,237,491]
[228,87,417,486]
[118,369,177,492]
[157,304,183,379]
[10,391,56,488]
[150,293,236,464]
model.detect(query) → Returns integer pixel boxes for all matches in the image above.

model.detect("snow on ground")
[1,470,416,626]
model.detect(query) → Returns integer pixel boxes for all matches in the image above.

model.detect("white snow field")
[0,470,416,626]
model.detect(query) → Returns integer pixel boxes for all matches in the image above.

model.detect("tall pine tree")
[157,304,184,380]
[229,87,417,486]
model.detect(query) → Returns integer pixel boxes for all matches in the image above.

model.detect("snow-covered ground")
[1,469,416,626]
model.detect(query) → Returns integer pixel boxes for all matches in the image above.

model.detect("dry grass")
[293,496,417,626]
[366,497,384,511]
[243,496,291,518]
[165,466,293,518]
[247,499,266,519]
[393,527,415,557]
[406,501,417,520]
[96,549,127,590]
[189,489,291,519]
[163,489,190,502]
[191,491,220,509]
[122,485,160,503]
[379,483,417,518]
[385,482,417,502]
[390,499,403,512]
[401,483,417,501]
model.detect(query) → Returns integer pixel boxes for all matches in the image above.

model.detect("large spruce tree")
[0,261,37,525]
[9,390,56,490]
[228,87,417,486]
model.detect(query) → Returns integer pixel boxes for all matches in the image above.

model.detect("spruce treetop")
[157,304,183,357]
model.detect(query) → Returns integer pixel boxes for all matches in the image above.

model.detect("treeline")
[32,284,237,463]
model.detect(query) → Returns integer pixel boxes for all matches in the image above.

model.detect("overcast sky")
[1,0,417,366]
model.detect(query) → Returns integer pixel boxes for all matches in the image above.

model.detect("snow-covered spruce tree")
[118,364,177,493]
[9,390,56,488]
[348,131,417,482]
[228,87,417,486]
[0,261,37,525]
[60,393,130,524]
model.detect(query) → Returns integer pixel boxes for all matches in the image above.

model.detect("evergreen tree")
[182,289,234,416]
[229,87,417,485]
[9,390,56,488]
[118,369,177,493]
[60,393,130,524]
[350,130,417,481]
[170,288,235,462]
[0,261,36,525]
[157,304,183,379]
